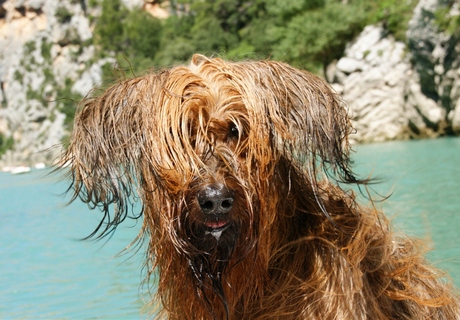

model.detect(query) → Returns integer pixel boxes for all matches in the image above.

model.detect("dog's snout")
[197,184,234,216]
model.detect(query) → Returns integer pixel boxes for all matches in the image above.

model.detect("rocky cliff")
[0,0,106,167]
[330,0,460,142]
[0,0,459,168]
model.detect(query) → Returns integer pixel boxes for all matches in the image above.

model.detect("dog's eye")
[229,124,239,138]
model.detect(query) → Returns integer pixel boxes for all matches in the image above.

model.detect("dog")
[59,54,459,319]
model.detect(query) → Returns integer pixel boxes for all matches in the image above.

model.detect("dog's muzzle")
[197,184,234,233]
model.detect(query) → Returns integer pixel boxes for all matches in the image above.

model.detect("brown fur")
[59,54,459,319]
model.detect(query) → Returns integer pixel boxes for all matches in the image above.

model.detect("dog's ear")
[59,74,163,237]
[240,61,357,184]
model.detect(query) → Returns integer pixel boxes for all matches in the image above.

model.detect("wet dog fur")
[59,55,460,319]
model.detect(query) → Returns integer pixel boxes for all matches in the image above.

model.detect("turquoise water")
[0,171,145,319]
[0,137,459,319]
[351,137,460,285]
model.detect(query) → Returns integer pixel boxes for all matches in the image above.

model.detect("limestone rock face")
[332,0,460,142]
[332,25,412,142]
[0,0,113,167]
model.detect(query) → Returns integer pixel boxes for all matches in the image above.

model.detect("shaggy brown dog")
[60,54,459,319]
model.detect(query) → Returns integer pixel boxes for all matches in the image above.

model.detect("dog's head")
[60,54,358,309]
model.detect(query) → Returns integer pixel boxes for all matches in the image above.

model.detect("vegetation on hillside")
[0,133,14,158]
[435,1,460,35]
[87,0,419,76]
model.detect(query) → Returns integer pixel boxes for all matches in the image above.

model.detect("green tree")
[93,0,128,53]
[93,0,163,74]
[270,1,367,73]
[154,0,269,65]
[121,9,163,73]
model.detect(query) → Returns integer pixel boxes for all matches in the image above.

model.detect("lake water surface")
[1,137,459,319]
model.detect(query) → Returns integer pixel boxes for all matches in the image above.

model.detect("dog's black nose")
[197,184,234,216]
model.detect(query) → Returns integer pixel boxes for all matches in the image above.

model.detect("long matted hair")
[59,55,459,319]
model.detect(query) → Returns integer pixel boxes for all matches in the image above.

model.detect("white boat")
[10,166,31,174]
[35,163,46,169]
